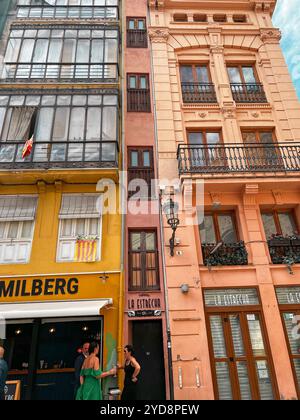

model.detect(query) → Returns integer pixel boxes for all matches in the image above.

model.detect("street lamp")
[163,198,180,257]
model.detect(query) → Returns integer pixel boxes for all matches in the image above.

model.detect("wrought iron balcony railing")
[202,242,248,266]
[127,29,148,48]
[181,83,218,103]
[127,88,151,112]
[230,83,268,103]
[178,143,300,175]
[0,141,119,169]
[128,167,155,198]
[268,237,300,265]
[17,5,119,20]
[1,63,119,82]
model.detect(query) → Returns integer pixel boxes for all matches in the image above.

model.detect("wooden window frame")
[127,73,151,113]
[128,230,160,291]
[201,210,239,244]
[126,17,147,48]
[187,129,223,146]
[241,129,276,145]
[180,64,212,83]
[127,17,146,30]
[227,64,259,84]
[261,209,299,236]
[128,147,154,199]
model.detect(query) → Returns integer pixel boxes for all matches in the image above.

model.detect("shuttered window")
[57,194,102,262]
[0,195,37,264]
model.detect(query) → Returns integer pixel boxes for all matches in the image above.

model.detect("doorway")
[207,311,277,400]
[132,320,166,400]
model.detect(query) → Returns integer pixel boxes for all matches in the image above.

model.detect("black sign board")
[4,380,21,400]
[128,310,161,318]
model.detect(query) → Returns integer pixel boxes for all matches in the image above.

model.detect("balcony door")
[207,311,277,400]
[180,65,216,103]
[188,131,226,170]
[227,65,267,103]
[242,131,283,170]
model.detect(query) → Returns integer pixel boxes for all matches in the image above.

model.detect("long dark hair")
[89,341,99,355]
[125,344,135,356]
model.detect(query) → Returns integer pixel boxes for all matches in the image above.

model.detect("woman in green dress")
[76,341,116,400]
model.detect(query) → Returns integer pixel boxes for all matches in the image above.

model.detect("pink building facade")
[148,0,300,400]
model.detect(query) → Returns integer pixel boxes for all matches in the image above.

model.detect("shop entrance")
[207,311,277,400]
[132,320,166,400]
[4,317,103,400]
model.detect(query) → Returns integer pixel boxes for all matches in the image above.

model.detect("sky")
[273,0,300,99]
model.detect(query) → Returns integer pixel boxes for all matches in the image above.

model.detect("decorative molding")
[148,0,165,10]
[260,28,282,44]
[243,184,259,208]
[221,105,236,119]
[148,27,169,43]
[37,181,46,194]
[272,190,285,205]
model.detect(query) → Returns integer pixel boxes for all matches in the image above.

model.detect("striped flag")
[75,239,98,262]
[22,135,33,159]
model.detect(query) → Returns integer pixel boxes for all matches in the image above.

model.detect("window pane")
[76,219,85,236]
[188,132,203,145]
[48,39,63,63]
[32,39,49,63]
[180,66,193,83]
[86,108,101,140]
[131,233,141,251]
[128,20,135,30]
[139,76,147,89]
[61,219,73,237]
[19,39,35,62]
[62,39,76,61]
[69,108,85,141]
[102,107,116,140]
[143,151,150,167]
[206,132,221,146]
[247,314,266,357]
[53,108,70,141]
[129,76,136,89]
[130,151,138,167]
[242,132,256,144]
[278,213,297,236]
[89,219,99,236]
[91,40,103,63]
[261,213,277,239]
[76,40,90,63]
[35,108,54,142]
[236,362,252,400]
[218,215,237,243]
[242,67,256,84]
[196,66,209,83]
[283,313,300,355]
[255,360,274,400]
[138,20,145,30]
[104,39,118,63]
[229,314,245,357]
[215,362,233,400]
[0,222,5,239]
[8,222,19,239]
[4,39,21,63]
[145,233,155,251]
[21,221,33,239]
[259,132,273,144]
[200,215,216,244]
[210,315,227,358]
[227,67,242,84]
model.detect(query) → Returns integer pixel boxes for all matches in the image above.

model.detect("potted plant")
[290,232,300,247]
[268,233,291,247]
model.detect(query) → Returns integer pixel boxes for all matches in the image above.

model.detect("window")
[199,212,238,245]
[188,131,225,168]
[0,195,37,264]
[127,18,147,48]
[233,15,247,23]
[261,211,298,239]
[242,130,282,169]
[213,14,227,23]
[128,147,154,199]
[16,0,119,20]
[180,65,217,103]
[193,14,207,22]
[0,92,119,165]
[129,231,159,291]
[173,14,188,22]
[227,65,257,85]
[127,74,151,112]
[2,26,119,80]
[57,194,102,262]
[180,65,210,84]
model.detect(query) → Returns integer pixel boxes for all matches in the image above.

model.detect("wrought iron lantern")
[163,198,180,256]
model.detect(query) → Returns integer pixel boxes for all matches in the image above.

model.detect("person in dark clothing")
[0,346,8,401]
[119,345,141,401]
[74,342,90,399]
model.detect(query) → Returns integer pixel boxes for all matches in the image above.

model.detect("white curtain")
[7,107,36,141]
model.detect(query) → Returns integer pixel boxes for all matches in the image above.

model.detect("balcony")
[1,63,119,83]
[230,83,268,103]
[202,242,248,266]
[268,236,300,265]
[177,143,300,175]
[0,141,119,170]
[127,88,151,112]
[181,83,217,103]
[128,167,155,199]
[127,29,148,48]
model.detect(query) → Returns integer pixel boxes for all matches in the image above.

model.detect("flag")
[22,135,33,159]
[75,239,98,262]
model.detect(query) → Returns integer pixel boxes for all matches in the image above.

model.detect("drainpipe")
[147,4,175,401]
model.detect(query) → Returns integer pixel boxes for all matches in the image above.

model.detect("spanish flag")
[22,135,33,159]
[75,239,98,262]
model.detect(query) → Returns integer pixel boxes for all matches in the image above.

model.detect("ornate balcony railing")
[0,141,119,169]
[1,63,119,82]
[230,83,268,103]
[268,237,300,265]
[181,83,217,103]
[178,143,300,175]
[202,242,248,266]
[127,89,151,112]
[127,29,148,48]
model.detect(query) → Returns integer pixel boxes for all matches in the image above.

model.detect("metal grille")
[59,194,102,219]
[0,195,38,221]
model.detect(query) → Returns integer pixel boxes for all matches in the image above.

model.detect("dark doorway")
[132,320,166,400]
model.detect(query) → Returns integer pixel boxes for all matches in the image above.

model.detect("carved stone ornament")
[148,27,169,43]
[148,0,165,10]
[260,28,282,44]
[221,107,236,119]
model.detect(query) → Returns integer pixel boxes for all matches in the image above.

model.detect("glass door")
[281,311,300,398]
[208,312,276,400]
